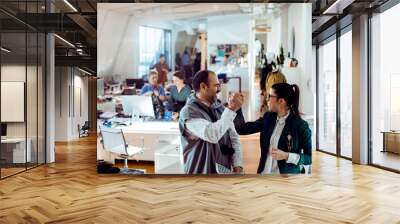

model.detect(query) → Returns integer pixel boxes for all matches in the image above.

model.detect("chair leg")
[119,157,144,174]
[124,158,129,169]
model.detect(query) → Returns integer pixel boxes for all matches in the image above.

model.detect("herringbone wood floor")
[1,135,400,223]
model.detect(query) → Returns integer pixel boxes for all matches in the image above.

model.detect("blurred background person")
[175,52,182,71]
[167,71,192,113]
[260,69,287,115]
[182,48,191,66]
[151,54,169,86]
[140,70,166,102]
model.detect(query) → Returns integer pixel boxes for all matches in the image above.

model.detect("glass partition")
[1,30,28,177]
[371,3,400,171]
[317,37,337,155]
[0,1,46,179]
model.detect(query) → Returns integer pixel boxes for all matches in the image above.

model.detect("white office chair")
[100,127,144,174]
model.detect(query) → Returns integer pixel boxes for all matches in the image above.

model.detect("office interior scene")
[1,0,400,223]
[96,3,313,174]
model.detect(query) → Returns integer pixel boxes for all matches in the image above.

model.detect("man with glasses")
[178,70,244,174]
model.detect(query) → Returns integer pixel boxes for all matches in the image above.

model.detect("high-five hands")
[227,92,244,112]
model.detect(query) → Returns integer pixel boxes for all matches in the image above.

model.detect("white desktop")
[1,123,32,163]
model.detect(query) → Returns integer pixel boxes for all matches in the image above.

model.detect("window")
[318,37,337,154]
[139,26,172,77]
[340,29,352,158]
[371,3,400,171]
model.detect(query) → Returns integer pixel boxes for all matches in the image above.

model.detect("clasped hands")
[227,92,244,112]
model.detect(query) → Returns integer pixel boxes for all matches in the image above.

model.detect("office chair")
[78,121,90,138]
[99,127,144,174]
[126,78,145,89]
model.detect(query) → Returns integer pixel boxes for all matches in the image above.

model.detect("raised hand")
[227,92,243,112]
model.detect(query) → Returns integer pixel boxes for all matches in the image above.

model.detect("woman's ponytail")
[291,84,300,117]
[271,83,302,117]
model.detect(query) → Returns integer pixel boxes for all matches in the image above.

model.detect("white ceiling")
[99,3,284,23]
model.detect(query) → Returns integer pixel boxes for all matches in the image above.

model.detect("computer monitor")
[126,78,145,89]
[119,95,155,118]
[126,78,135,86]
[97,78,105,96]
[1,123,7,137]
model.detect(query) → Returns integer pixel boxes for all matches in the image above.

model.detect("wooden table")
[381,131,400,154]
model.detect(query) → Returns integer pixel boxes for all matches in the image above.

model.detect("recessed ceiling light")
[1,47,11,53]
[63,0,78,12]
[78,67,93,76]
[54,34,75,48]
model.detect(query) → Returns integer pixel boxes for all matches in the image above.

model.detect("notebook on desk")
[99,112,117,119]
[110,117,131,126]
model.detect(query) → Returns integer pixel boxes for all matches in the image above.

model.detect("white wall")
[264,4,313,116]
[55,67,69,141]
[207,15,250,44]
[287,3,313,116]
[1,64,46,164]
[98,6,174,79]
[1,65,35,136]
[207,14,252,120]
[54,67,89,141]
[266,10,284,56]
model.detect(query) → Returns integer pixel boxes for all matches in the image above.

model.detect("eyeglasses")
[268,94,278,98]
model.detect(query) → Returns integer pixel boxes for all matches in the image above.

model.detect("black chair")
[78,121,90,138]
[126,78,145,89]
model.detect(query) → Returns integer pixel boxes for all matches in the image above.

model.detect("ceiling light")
[323,0,354,15]
[63,0,78,12]
[1,47,11,53]
[78,67,93,76]
[54,34,75,48]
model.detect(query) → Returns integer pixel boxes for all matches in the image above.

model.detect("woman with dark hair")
[168,71,192,112]
[235,83,311,174]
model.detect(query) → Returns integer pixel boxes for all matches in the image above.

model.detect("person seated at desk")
[150,54,169,86]
[167,71,192,112]
[140,70,167,102]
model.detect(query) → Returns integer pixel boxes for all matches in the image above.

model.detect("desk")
[97,121,184,174]
[382,131,400,154]
[1,138,32,163]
